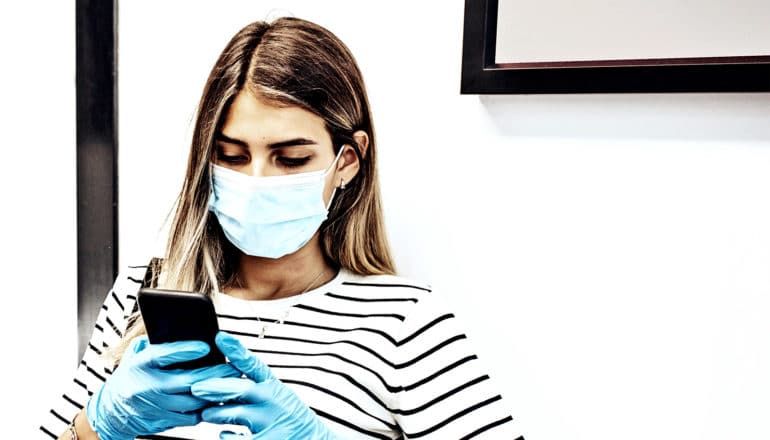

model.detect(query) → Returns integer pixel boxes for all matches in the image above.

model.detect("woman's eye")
[277,156,311,168]
[218,154,249,164]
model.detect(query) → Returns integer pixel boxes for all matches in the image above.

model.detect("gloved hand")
[191,331,343,439]
[86,335,240,440]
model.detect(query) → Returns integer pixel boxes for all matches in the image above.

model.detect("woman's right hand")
[85,335,240,440]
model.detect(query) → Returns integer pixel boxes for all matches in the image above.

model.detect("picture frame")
[460,0,770,94]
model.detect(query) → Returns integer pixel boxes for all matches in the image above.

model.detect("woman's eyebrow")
[214,133,317,149]
[267,138,317,149]
[215,132,248,147]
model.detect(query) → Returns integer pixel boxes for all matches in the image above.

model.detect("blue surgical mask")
[208,148,344,259]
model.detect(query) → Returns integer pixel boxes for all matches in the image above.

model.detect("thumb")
[139,340,211,368]
[215,332,274,382]
[120,335,149,364]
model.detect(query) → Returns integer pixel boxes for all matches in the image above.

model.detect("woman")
[42,17,524,440]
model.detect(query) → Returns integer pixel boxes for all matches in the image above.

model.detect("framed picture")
[460,0,770,94]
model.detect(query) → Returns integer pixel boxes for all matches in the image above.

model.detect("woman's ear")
[353,130,369,159]
[332,130,369,190]
[334,143,361,189]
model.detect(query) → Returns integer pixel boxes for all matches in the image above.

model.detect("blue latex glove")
[191,332,343,439]
[86,335,240,440]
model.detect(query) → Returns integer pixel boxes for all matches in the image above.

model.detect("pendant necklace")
[251,268,327,338]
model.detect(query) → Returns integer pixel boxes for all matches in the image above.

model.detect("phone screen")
[137,288,226,369]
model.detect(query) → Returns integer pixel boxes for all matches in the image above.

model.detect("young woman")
[42,17,524,440]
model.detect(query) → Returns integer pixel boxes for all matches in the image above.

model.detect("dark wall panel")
[76,0,118,360]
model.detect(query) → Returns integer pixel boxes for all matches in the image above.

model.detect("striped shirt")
[40,264,524,439]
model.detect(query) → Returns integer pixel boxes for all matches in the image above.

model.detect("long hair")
[115,17,395,362]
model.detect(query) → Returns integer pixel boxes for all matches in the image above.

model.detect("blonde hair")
[114,17,395,362]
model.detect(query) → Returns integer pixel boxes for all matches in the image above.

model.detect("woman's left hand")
[191,332,342,439]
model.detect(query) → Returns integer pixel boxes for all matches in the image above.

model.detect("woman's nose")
[244,158,269,177]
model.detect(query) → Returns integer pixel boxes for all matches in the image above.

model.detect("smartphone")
[137,288,226,370]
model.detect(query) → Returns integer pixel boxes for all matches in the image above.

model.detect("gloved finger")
[249,426,294,440]
[219,431,246,440]
[189,362,243,379]
[160,362,243,394]
[191,377,263,403]
[153,392,212,413]
[120,335,150,363]
[156,407,202,428]
[216,332,274,381]
[156,361,242,394]
[201,403,280,434]
[137,340,211,369]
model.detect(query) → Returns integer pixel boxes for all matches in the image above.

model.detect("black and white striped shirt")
[40,264,524,439]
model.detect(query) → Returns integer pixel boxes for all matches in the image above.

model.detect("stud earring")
[340,178,346,190]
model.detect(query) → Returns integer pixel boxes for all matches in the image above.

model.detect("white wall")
[1,0,77,436]
[119,1,770,439]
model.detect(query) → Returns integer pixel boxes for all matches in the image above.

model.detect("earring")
[340,178,346,190]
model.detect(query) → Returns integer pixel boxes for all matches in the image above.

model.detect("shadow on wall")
[479,93,770,142]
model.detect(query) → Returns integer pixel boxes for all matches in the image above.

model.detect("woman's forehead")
[220,91,330,145]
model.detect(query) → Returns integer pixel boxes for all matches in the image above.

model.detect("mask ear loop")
[324,144,347,174]
[324,145,348,210]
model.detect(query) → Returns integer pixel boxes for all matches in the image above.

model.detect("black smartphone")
[137,288,226,370]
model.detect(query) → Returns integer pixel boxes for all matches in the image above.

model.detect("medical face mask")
[208,148,343,259]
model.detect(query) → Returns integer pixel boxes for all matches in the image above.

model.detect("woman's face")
[214,90,356,204]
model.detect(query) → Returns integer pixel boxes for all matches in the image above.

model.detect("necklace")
[251,268,328,338]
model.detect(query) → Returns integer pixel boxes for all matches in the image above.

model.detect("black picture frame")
[460,0,770,94]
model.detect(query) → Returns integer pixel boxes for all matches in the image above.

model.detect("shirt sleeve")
[38,264,147,439]
[389,290,525,440]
